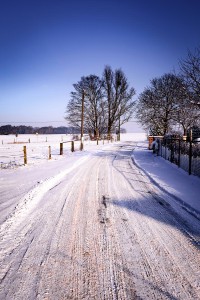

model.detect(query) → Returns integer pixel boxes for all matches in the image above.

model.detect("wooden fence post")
[23,146,27,165]
[48,146,51,160]
[60,143,63,155]
[71,141,74,152]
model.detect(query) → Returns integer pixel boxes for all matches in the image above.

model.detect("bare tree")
[174,89,199,135]
[66,67,136,139]
[65,75,105,139]
[136,87,167,135]
[102,66,136,138]
[179,47,200,102]
[136,73,195,136]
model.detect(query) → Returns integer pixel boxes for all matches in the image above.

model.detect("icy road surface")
[0,142,200,299]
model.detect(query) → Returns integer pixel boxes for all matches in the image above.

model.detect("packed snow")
[133,141,200,216]
[0,133,199,299]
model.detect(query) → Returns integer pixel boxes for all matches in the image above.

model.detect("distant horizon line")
[0,121,66,124]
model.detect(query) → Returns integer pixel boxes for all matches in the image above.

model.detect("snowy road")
[0,142,200,299]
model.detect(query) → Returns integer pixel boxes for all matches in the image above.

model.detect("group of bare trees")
[66,48,200,138]
[136,47,200,136]
[65,66,136,139]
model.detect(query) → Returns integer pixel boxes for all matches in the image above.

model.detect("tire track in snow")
[0,155,89,235]
[37,154,129,299]
[0,156,90,298]
[109,152,200,299]
[0,154,94,299]
[37,155,106,299]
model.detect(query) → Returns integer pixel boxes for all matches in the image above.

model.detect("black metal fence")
[158,137,200,177]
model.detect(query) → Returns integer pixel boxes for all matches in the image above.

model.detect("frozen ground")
[0,133,200,299]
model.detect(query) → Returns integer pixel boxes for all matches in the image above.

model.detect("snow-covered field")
[0,133,147,168]
[0,134,78,168]
[0,133,200,299]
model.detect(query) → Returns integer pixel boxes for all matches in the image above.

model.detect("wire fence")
[157,137,200,177]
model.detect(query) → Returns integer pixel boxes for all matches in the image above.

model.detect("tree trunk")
[107,121,112,140]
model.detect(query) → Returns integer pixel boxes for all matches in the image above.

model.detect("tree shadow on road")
[110,196,200,248]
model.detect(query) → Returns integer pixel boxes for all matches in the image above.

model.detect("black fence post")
[189,131,192,175]
[178,138,181,167]
[170,137,173,163]
[160,140,162,157]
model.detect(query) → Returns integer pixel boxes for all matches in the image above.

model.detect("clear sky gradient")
[0,0,200,132]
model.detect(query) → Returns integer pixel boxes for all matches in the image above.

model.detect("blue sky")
[0,0,200,132]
